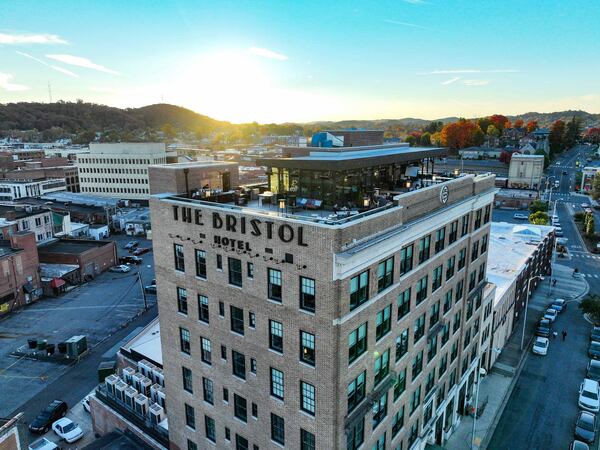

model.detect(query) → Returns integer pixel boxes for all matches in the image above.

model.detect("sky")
[1,0,600,123]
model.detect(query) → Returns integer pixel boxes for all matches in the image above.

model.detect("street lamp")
[520,274,545,351]
[471,366,488,450]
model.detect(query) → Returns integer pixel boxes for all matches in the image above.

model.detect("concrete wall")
[148,162,240,195]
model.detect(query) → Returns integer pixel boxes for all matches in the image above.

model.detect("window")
[216,254,223,270]
[232,351,246,380]
[347,418,364,450]
[205,415,216,442]
[249,311,256,328]
[375,305,392,340]
[469,271,477,292]
[247,262,254,278]
[219,301,225,316]
[453,311,462,334]
[350,270,369,310]
[236,434,249,450]
[446,256,456,280]
[412,350,423,380]
[348,323,368,364]
[270,368,284,399]
[416,275,428,304]
[458,248,466,270]
[397,287,411,320]
[456,280,464,303]
[474,209,482,229]
[449,220,458,244]
[372,391,388,429]
[348,371,366,413]
[195,249,206,278]
[185,403,195,429]
[400,244,413,275]
[414,313,425,342]
[202,377,213,404]
[300,276,316,312]
[269,320,283,353]
[271,413,285,445]
[435,227,445,253]
[228,258,242,287]
[394,368,407,400]
[443,290,453,314]
[377,256,394,292]
[198,295,209,323]
[301,429,316,450]
[182,367,193,393]
[300,381,315,415]
[373,432,386,450]
[430,301,440,327]
[177,287,188,314]
[268,268,282,301]
[461,214,470,237]
[479,263,486,283]
[223,387,229,402]
[300,331,315,366]
[188,439,197,450]
[200,337,212,364]
[174,244,185,272]
[230,306,244,335]
[234,394,247,422]
[392,406,405,437]
[250,358,257,374]
[464,328,472,349]
[427,335,438,361]
[471,241,479,261]
[179,328,190,354]
[221,345,227,360]
[484,204,491,223]
[418,235,431,264]
[396,329,409,361]
[409,385,421,415]
[374,349,390,386]
[481,234,488,253]
[432,265,443,291]
[252,403,258,418]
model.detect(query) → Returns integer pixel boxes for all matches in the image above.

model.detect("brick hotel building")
[149,146,496,450]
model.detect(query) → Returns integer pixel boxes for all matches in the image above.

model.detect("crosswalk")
[580,273,600,279]
[570,253,600,260]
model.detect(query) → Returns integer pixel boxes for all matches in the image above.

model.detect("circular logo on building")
[440,185,449,204]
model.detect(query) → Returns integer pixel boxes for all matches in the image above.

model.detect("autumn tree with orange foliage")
[440,120,483,150]
[490,114,509,130]
[514,119,524,129]
[526,120,538,133]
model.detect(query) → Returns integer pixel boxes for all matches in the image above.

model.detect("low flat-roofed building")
[0,178,67,201]
[508,154,545,189]
[486,222,554,368]
[495,187,540,209]
[148,161,239,196]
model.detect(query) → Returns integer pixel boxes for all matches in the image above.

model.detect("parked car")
[29,400,68,433]
[554,226,563,232]
[28,437,60,450]
[132,247,151,256]
[587,360,600,382]
[569,440,590,450]
[544,308,558,322]
[562,170,568,175]
[52,417,84,443]
[552,215,559,221]
[513,213,528,220]
[579,379,600,412]
[82,396,90,413]
[591,327,600,343]
[582,203,590,208]
[109,265,131,273]
[536,319,551,338]
[556,230,564,237]
[550,298,567,312]
[575,411,596,444]
[124,241,139,250]
[590,342,600,360]
[532,337,549,355]
[145,284,157,294]
[119,255,143,265]
[585,208,593,214]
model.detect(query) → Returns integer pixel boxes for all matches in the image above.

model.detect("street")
[0,234,157,446]
[489,145,600,449]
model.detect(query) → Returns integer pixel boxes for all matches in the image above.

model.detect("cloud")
[0,73,29,91]
[418,69,520,75]
[16,51,79,77]
[441,77,461,85]
[45,54,119,75]
[463,79,490,86]
[0,32,67,45]
[384,19,431,30]
[248,47,288,61]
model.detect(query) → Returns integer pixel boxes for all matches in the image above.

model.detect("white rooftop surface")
[292,146,442,161]
[121,317,162,366]
[487,222,554,307]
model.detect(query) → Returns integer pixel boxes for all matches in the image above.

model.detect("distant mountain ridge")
[0,102,598,136]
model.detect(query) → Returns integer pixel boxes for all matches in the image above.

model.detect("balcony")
[344,370,396,433]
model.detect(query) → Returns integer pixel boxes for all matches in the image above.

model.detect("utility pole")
[138,269,148,311]
[48,81,53,103]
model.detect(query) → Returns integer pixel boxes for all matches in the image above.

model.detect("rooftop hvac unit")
[139,376,153,397]
[121,367,135,385]
[155,387,166,410]
[138,360,156,378]
[150,383,163,404]
[134,394,149,416]
[65,335,87,358]
[149,403,165,425]
[105,374,119,396]
[152,367,164,387]
[131,372,144,391]
[115,380,128,402]
[124,386,138,409]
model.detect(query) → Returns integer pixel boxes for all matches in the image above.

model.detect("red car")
[133,247,151,256]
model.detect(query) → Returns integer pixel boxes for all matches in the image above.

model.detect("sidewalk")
[443,263,588,450]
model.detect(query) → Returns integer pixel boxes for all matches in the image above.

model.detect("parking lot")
[0,235,156,420]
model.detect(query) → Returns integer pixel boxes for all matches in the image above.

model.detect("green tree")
[420,132,431,146]
[585,213,595,235]
[73,130,96,144]
[580,295,600,324]
[549,120,566,155]
[478,117,492,134]
[564,116,583,149]
[161,123,176,141]
[486,125,500,137]
[470,126,485,146]
[405,135,418,146]
[529,200,548,213]
[592,174,600,200]
[529,211,549,225]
